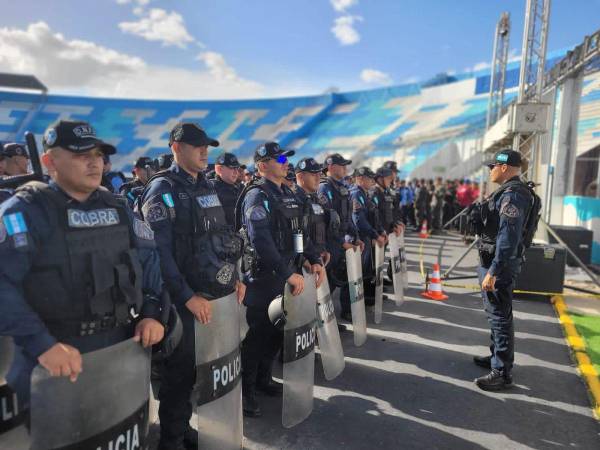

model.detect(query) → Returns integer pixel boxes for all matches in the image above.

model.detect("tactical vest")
[147,171,243,299]
[305,192,327,248]
[16,182,142,340]
[321,177,352,233]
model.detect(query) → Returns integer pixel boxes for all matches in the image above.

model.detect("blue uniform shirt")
[0,181,162,360]
[350,185,379,240]
[488,178,532,277]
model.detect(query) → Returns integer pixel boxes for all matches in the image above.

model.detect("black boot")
[257,378,283,397]
[473,355,491,369]
[158,438,187,450]
[243,393,262,417]
[340,311,353,322]
[183,427,198,450]
[475,369,513,391]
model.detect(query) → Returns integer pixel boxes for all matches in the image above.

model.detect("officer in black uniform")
[101,151,127,193]
[351,167,386,301]
[470,149,535,391]
[1,143,30,176]
[295,157,331,267]
[283,163,297,192]
[140,122,245,449]
[318,154,363,322]
[120,156,158,209]
[237,142,325,417]
[371,167,403,236]
[0,120,165,407]
[212,152,242,225]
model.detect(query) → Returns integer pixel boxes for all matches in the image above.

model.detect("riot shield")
[346,248,367,346]
[388,234,405,307]
[0,337,27,450]
[194,292,242,449]
[30,338,151,450]
[399,229,408,285]
[282,270,317,428]
[374,243,385,324]
[316,272,345,381]
[239,303,249,340]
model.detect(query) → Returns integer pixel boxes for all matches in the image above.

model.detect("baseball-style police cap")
[324,153,352,166]
[215,152,240,168]
[285,163,296,180]
[375,167,393,178]
[483,148,522,169]
[253,141,295,162]
[295,157,323,173]
[1,143,29,159]
[134,156,156,169]
[383,160,398,172]
[169,122,219,147]
[354,166,376,178]
[43,120,114,154]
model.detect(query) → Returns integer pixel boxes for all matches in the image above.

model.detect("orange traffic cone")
[419,220,428,239]
[421,263,448,301]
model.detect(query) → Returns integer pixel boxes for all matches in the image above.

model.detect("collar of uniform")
[263,177,284,195]
[48,180,101,204]
[171,162,202,186]
[329,176,345,187]
[505,176,521,184]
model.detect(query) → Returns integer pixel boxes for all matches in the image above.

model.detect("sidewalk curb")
[552,295,600,419]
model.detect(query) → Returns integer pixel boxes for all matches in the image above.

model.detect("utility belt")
[47,315,132,339]
[478,241,496,268]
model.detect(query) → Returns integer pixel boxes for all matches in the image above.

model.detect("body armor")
[16,182,142,340]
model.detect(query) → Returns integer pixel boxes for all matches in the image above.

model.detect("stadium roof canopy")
[0,73,47,92]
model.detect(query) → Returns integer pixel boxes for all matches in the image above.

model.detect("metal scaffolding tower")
[513,0,551,182]
[486,12,511,130]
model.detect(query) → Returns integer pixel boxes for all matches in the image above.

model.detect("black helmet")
[152,292,183,361]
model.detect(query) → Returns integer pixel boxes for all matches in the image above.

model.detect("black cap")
[169,122,219,147]
[43,120,113,154]
[215,152,240,168]
[295,157,323,173]
[383,160,398,172]
[324,153,352,166]
[285,163,296,180]
[375,167,393,178]
[134,156,156,169]
[354,167,376,178]
[253,141,295,162]
[1,143,29,159]
[483,148,522,168]
[240,164,247,170]
[157,153,174,169]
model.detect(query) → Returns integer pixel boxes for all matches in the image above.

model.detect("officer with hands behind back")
[140,122,245,450]
[470,149,538,391]
[236,142,325,418]
[0,120,165,409]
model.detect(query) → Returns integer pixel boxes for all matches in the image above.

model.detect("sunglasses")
[487,163,505,170]
[275,155,288,164]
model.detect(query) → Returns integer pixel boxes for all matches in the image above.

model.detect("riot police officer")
[212,152,242,225]
[120,156,158,209]
[372,167,403,236]
[471,149,535,391]
[295,157,331,267]
[0,120,165,411]
[351,167,386,302]
[1,143,30,176]
[237,142,324,417]
[318,154,363,322]
[101,151,127,193]
[140,122,245,449]
[283,162,297,192]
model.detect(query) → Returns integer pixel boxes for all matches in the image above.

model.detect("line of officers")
[0,120,405,450]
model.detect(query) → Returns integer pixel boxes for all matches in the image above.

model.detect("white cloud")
[116,0,151,5]
[119,8,195,48]
[0,21,270,99]
[360,68,392,86]
[330,0,358,12]
[331,15,362,46]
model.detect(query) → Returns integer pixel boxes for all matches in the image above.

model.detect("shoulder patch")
[248,205,268,221]
[500,198,520,218]
[3,212,28,235]
[162,193,175,207]
[142,197,169,223]
[133,218,155,240]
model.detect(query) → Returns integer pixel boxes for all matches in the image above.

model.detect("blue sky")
[0,0,598,99]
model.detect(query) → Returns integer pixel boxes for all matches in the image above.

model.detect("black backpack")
[521,181,542,249]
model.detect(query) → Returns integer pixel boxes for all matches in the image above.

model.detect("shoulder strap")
[235,177,269,231]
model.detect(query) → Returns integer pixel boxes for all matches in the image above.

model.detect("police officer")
[0,120,165,410]
[283,163,297,192]
[140,122,245,449]
[295,157,331,267]
[1,143,30,176]
[372,167,403,236]
[212,152,242,225]
[237,142,324,417]
[101,151,127,193]
[318,154,363,322]
[120,156,158,209]
[351,167,386,301]
[471,149,534,391]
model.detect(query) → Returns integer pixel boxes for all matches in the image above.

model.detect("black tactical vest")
[16,182,142,340]
[305,192,327,248]
[147,171,243,299]
[321,177,352,232]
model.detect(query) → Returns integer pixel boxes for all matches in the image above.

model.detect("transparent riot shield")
[399,229,408,286]
[239,303,249,341]
[194,292,242,449]
[0,337,27,450]
[374,243,385,324]
[282,270,317,428]
[316,272,345,381]
[346,248,367,346]
[388,234,405,307]
[30,338,151,450]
